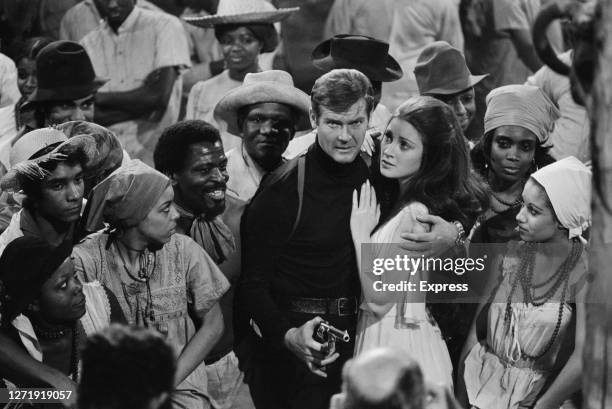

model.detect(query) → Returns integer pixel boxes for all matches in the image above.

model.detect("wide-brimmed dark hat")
[0,236,72,323]
[415,41,488,95]
[214,70,311,135]
[312,35,403,82]
[27,41,106,103]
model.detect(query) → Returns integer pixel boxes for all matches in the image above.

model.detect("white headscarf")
[484,84,561,147]
[531,156,591,242]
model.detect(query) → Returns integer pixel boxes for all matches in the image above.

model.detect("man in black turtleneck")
[239,69,374,409]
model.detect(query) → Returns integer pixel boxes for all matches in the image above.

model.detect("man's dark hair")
[345,365,426,409]
[154,120,221,175]
[20,144,88,210]
[311,69,374,120]
[78,324,176,409]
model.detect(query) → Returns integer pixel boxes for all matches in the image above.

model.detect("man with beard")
[153,120,253,409]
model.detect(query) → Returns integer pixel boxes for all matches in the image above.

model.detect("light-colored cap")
[9,128,68,168]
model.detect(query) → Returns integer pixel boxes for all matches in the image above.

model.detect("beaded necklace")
[491,191,523,207]
[504,239,583,361]
[33,322,81,380]
[115,240,157,321]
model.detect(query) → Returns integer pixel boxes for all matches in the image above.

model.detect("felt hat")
[312,35,402,82]
[214,70,311,135]
[414,41,488,95]
[183,0,299,29]
[26,41,106,103]
[0,236,73,323]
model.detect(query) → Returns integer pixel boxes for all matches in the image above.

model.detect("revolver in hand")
[313,321,350,353]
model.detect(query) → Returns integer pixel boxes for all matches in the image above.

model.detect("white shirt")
[525,50,590,162]
[186,70,243,153]
[81,6,191,165]
[0,53,20,109]
[225,145,266,202]
[381,0,464,111]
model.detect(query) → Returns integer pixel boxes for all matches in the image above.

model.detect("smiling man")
[154,120,232,265]
[161,72,309,409]
[154,120,253,409]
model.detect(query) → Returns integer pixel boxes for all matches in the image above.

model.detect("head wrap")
[0,236,72,324]
[484,84,560,147]
[83,160,171,232]
[531,156,591,242]
[56,121,124,184]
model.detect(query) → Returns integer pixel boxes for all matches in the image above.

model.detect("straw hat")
[414,41,488,95]
[183,0,299,29]
[9,128,68,168]
[2,128,97,192]
[213,70,311,135]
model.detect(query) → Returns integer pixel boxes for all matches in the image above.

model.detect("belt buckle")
[337,297,353,316]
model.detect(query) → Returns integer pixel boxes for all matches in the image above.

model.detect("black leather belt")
[276,296,358,316]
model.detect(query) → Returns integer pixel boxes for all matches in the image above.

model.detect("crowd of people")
[0,0,596,409]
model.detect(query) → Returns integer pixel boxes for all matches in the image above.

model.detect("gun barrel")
[323,323,350,342]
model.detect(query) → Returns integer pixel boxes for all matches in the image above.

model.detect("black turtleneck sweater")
[239,140,370,348]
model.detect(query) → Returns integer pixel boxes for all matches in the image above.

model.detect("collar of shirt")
[101,5,142,35]
[84,0,100,19]
[226,144,266,201]
[19,207,43,238]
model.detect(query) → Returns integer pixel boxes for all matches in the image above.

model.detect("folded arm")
[94,66,178,126]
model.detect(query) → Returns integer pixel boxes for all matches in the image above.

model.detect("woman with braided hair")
[459,156,591,409]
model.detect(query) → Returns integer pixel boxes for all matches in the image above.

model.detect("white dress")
[354,202,454,388]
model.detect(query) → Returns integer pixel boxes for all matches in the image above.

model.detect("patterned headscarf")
[56,121,125,185]
[84,160,171,232]
[484,84,561,147]
[531,156,591,242]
